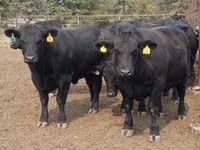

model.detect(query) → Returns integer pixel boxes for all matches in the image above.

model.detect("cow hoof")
[49,93,55,97]
[121,129,127,136]
[177,115,186,120]
[159,113,164,118]
[121,129,133,137]
[57,123,68,129]
[172,100,179,104]
[92,109,98,113]
[163,96,168,100]
[88,109,98,114]
[107,92,114,97]
[37,121,49,128]
[119,108,125,113]
[88,109,93,113]
[149,135,160,143]
[126,129,134,137]
[138,111,147,116]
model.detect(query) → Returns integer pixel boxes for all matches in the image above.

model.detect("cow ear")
[47,29,58,37]
[138,40,157,55]
[4,28,20,38]
[43,29,58,43]
[94,40,114,53]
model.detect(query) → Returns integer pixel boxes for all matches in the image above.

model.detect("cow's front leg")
[56,82,70,129]
[148,88,163,142]
[37,92,49,127]
[121,96,134,137]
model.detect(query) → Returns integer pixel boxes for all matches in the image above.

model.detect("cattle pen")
[1,4,200,150]
[1,12,200,87]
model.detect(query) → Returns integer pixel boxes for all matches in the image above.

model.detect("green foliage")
[170,0,188,14]
[134,0,159,14]
[0,0,189,26]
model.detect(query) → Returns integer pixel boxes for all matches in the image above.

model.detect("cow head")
[4,28,21,49]
[4,25,58,64]
[102,61,118,97]
[95,29,157,78]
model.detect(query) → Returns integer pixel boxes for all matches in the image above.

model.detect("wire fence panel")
[0,14,184,45]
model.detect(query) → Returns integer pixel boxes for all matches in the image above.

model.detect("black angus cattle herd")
[4,16,198,142]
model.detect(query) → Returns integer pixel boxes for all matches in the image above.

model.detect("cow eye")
[114,49,120,54]
[132,50,138,55]
[132,50,138,58]
[20,40,25,44]
[37,40,43,44]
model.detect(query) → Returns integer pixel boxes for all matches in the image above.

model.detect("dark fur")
[4,25,103,125]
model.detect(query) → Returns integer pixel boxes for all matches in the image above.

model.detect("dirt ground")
[0,47,200,150]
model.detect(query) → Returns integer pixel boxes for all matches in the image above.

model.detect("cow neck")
[28,47,54,76]
[131,56,155,85]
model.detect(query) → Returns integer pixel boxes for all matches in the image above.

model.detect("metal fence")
[0,13,183,47]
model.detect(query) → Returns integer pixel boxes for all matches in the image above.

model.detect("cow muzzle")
[120,69,132,77]
[24,55,36,64]
[10,42,17,49]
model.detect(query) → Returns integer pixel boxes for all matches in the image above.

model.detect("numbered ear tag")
[143,45,150,54]
[47,33,53,42]
[100,45,107,53]
[10,33,16,42]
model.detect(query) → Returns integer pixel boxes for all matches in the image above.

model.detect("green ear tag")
[10,33,16,42]
[143,45,150,54]
[100,45,107,53]
[47,33,53,42]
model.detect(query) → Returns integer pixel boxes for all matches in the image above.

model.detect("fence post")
[0,13,1,28]
[198,5,200,86]
[118,15,121,21]
[77,15,80,27]
[16,14,18,28]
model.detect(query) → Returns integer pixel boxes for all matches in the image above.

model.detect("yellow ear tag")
[100,45,107,53]
[143,45,150,54]
[47,33,53,42]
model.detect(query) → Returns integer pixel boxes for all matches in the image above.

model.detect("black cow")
[35,19,62,28]
[95,26,188,142]
[99,16,198,102]
[5,24,103,128]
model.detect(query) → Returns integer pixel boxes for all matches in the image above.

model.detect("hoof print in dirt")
[57,123,68,129]
[149,135,160,143]
[37,121,49,128]
[121,129,134,137]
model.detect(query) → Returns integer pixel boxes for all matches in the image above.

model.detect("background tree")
[133,0,159,14]
[0,0,189,28]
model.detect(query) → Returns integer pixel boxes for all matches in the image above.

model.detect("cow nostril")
[120,69,131,77]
